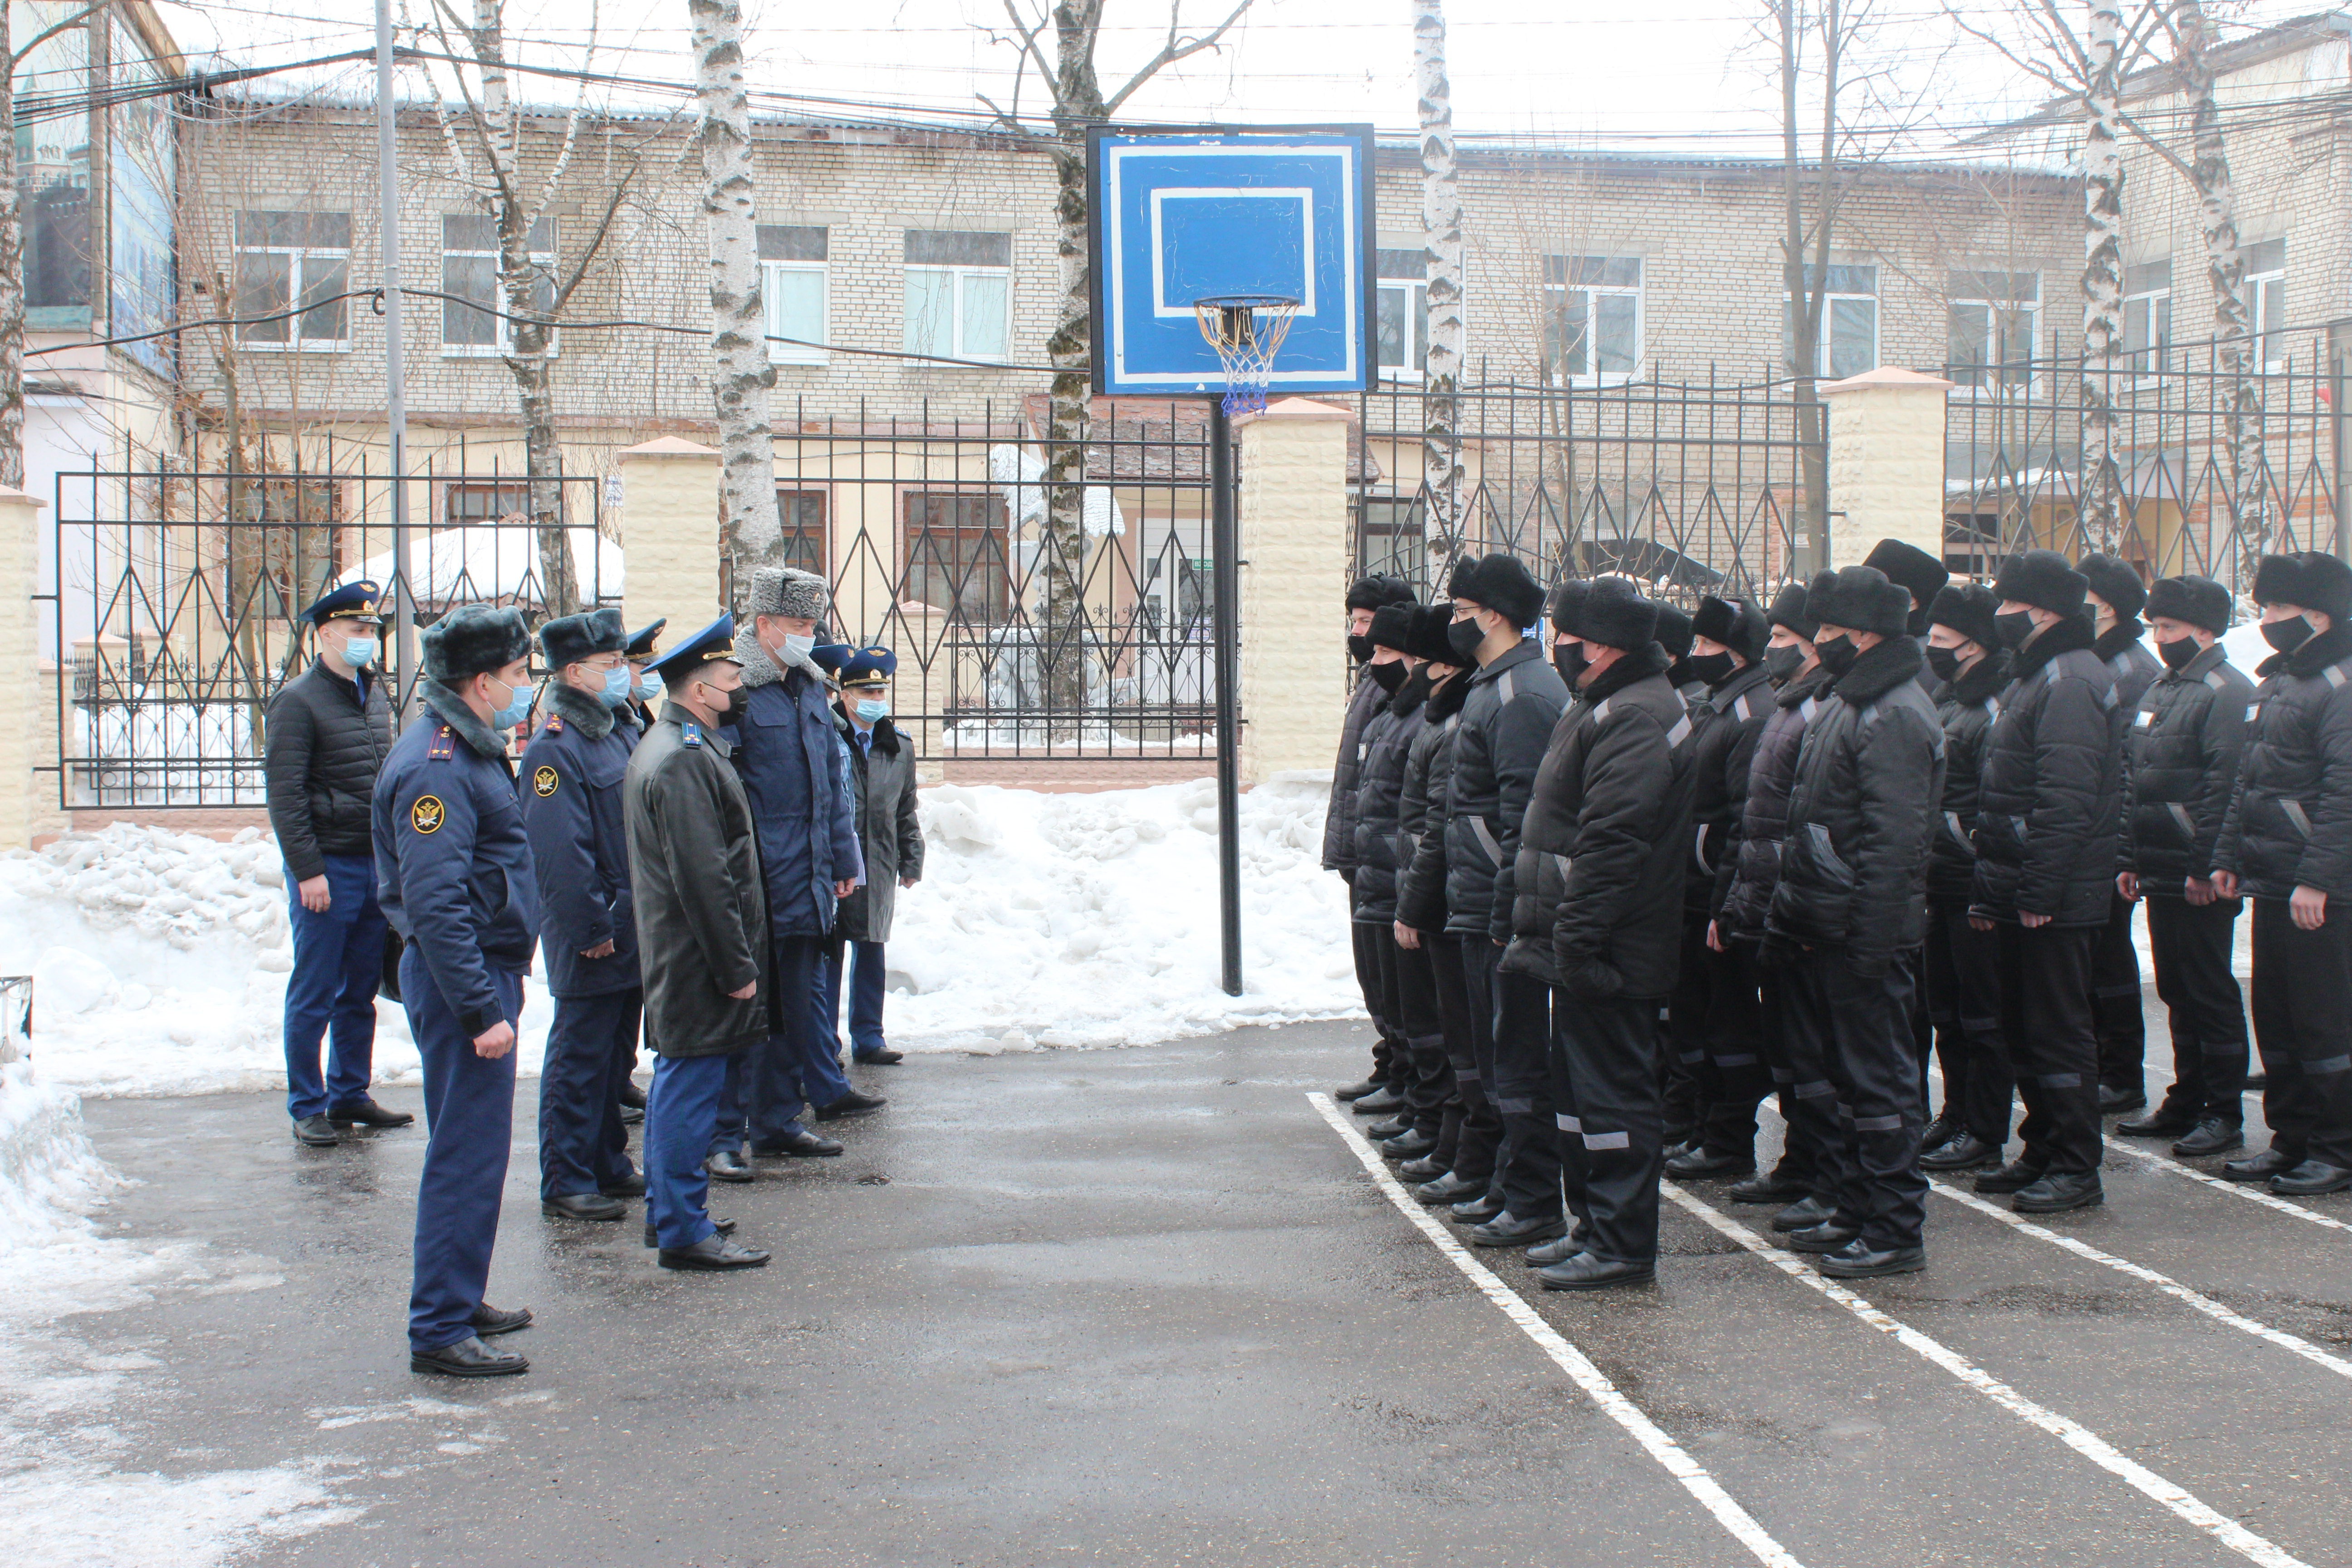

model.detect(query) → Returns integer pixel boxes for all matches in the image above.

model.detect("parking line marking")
[2101,1136,2352,1238]
[1308,1095,1807,1568]
[1663,1181,2315,1568]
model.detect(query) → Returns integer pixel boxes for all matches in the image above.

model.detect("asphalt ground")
[39,1005,2352,1568]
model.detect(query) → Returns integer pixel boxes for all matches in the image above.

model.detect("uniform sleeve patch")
[533,765,559,797]
[411,794,446,834]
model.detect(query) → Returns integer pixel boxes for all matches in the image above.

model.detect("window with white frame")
[2122,259,2172,373]
[1375,246,1428,381]
[1946,270,2041,388]
[760,225,828,365]
[904,229,1010,363]
[2245,238,2287,370]
[1781,262,1879,380]
[234,211,351,347]
[441,213,555,355]
[1542,255,1642,384]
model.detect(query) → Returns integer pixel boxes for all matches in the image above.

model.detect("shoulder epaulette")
[682,721,703,748]
[546,713,565,733]
[426,724,456,760]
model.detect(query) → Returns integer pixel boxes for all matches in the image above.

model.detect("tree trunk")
[688,0,779,569]
[1415,0,1464,568]
[2173,0,2259,580]
[0,5,24,490]
[1778,0,1828,579]
[1040,127,1095,721]
[2080,0,2127,553]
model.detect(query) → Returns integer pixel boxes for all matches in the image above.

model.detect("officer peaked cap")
[421,603,532,683]
[815,643,900,686]
[303,579,383,627]
[538,606,626,669]
[644,612,743,686]
[624,618,667,659]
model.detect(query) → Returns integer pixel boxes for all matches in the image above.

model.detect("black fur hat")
[1765,579,1818,642]
[1346,573,1416,612]
[423,603,533,684]
[1992,548,2087,618]
[1693,594,1768,663]
[1799,570,1841,633]
[1546,578,1590,636]
[1368,601,1417,653]
[1654,601,1694,662]
[1807,564,1912,638]
[538,606,626,670]
[2251,552,2352,621]
[2146,574,2233,635]
[1446,553,1546,629]
[2078,553,2148,621]
[1864,538,1950,633]
[1927,582,2000,650]
[1407,603,1458,664]
[1578,576,1658,651]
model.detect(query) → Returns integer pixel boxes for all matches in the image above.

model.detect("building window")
[1357,495,1427,580]
[445,480,530,526]
[234,211,351,348]
[2245,238,2286,370]
[775,488,828,577]
[441,213,555,355]
[904,230,1010,363]
[904,492,1010,624]
[1542,255,1642,385]
[761,225,828,365]
[1947,270,2041,389]
[2122,259,2172,374]
[1782,263,1878,381]
[1375,247,1428,381]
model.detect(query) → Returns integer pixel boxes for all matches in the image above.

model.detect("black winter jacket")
[2215,623,2352,902]
[265,659,393,880]
[2097,621,2163,721]
[1396,670,1469,933]
[1323,676,1386,874]
[1715,663,1837,941]
[1444,641,1571,942]
[2118,640,2255,896]
[830,706,925,943]
[1352,672,1429,924]
[1927,651,2009,905]
[1768,637,1945,976]
[1500,643,1695,998]
[1682,660,1775,912]
[1971,615,2125,926]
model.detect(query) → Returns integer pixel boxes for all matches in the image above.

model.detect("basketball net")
[1193,296,1300,416]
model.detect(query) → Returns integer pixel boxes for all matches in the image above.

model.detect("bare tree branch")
[1104,0,1253,117]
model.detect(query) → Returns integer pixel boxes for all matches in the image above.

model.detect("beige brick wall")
[1825,369,1955,568]
[1237,402,1351,787]
[0,491,51,848]
[615,439,723,642]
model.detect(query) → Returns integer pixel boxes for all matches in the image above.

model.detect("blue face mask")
[854,698,889,724]
[599,664,634,707]
[634,670,663,702]
[487,675,534,732]
[340,636,377,670]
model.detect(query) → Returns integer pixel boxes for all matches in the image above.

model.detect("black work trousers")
[1661,916,1707,1142]
[2249,898,2352,1170]
[1754,960,1822,1184]
[1922,901,2013,1146]
[1429,933,1501,1184]
[1490,967,1562,1219]
[1352,915,1399,1086]
[2145,894,2249,1125]
[1784,947,1927,1250]
[2091,890,2147,1092]
[1760,952,1840,1195]
[1550,987,1665,1265]
[1387,931,1459,1149]
[1668,914,1771,1161]
[1999,922,2102,1176]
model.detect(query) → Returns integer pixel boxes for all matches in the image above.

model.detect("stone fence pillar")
[1235,398,1352,789]
[1821,366,1954,569]
[0,487,48,848]
[617,437,724,641]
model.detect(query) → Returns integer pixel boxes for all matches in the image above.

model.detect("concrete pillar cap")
[617,436,720,460]
[0,485,50,508]
[1819,366,1955,396]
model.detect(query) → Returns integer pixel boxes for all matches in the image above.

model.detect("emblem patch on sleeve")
[534,766,559,797]
[411,795,446,834]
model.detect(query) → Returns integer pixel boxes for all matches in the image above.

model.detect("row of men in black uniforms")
[1324,539,2352,1288]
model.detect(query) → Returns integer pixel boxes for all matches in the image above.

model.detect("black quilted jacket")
[1713,663,1836,941]
[1970,615,2125,927]
[1927,651,2009,905]
[1395,669,1469,933]
[2215,623,2352,902]
[2118,640,2255,895]
[265,658,394,880]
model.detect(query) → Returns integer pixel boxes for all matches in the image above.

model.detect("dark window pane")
[1375,246,1425,280]
[2124,258,2171,295]
[775,490,827,574]
[904,229,1010,267]
[298,253,348,340]
[903,492,1009,624]
[442,213,498,252]
[1545,291,1589,379]
[1376,284,1407,368]
[447,483,529,523]
[758,224,829,261]
[2244,238,2285,276]
[1593,293,1638,374]
[1828,296,1876,379]
[442,253,498,345]
[235,250,292,342]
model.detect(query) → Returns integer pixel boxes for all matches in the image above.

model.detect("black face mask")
[1552,641,1588,684]
[707,684,743,723]
[1812,632,1858,678]
[1686,651,1737,688]
[2261,615,2317,655]
[1763,643,1806,686]
[1994,609,2037,651]
[1446,616,1489,664]
[1367,658,1407,694]
[2155,633,2201,671]
[1924,644,1963,684]
[1347,633,1372,665]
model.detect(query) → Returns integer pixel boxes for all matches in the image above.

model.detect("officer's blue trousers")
[403,948,523,1354]
[537,987,641,1200]
[282,853,387,1120]
[647,1051,730,1250]
[747,934,850,1145]
[818,941,891,1061]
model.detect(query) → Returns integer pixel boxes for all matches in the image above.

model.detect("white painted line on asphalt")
[1307,1094,1807,1568]
[1662,1181,2316,1568]
[2101,1136,2352,1238]
[1924,1177,2352,1383]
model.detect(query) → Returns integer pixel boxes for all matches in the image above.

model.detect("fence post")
[1235,397,1352,789]
[1820,366,1954,569]
[617,437,724,640]
[0,487,47,847]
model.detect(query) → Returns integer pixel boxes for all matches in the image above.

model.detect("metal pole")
[1209,399,1243,997]
[2331,317,2352,562]
[375,0,415,724]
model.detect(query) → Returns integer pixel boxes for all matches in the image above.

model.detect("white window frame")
[440,213,557,358]
[1543,255,1643,388]
[1375,245,1428,384]
[2122,259,2173,377]
[761,225,829,366]
[1946,270,2042,395]
[233,211,352,352]
[904,230,1012,365]
[1782,262,1880,381]
[2246,240,2287,372]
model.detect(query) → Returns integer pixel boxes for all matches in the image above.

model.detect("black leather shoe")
[2097,1083,2147,1114]
[2224,1149,2298,1184]
[659,1234,772,1270]
[1664,1146,1754,1179]
[1353,1086,1406,1116]
[1448,1192,1507,1225]
[705,1149,755,1184]
[751,1129,843,1158]
[1524,1227,1593,1267]
[1974,1159,2048,1195]
[644,1215,737,1249]
[1818,1240,1926,1278]
[1921,1132,1998,1171]
[1730,1171,1811,1205]
[619,1104,644,1126]
[1468,1211,1566,1248]
[470,1303,533,1337]
[1537,1252,1655,1290]
[1784,1221,1862,1254]
[1334,1079,1381,1102]
[411,1335,528,1377]
[2013,1171,2103,1213]
[1920,1112,1957,1156]
[542,1192,626,1221]
[2117,1105,2197,1138]
[1366,1114,1412,1141]
[1381,1130,1440,1162]
[617,1078,647,1110]
[2271,1160,2352,1196]
[599,1171,647,1198]
[1399,1154,1448,1181]
[854,1048,905,1066]
[1770,1195,1836,1233]
[327,1099,415,1128]
[815,1090,886,1122]
[291,1114,341,1147]
[1416,1171,1485,1205]
[2171,1119,2244,1158]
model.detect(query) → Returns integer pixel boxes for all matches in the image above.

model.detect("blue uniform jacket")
[373,691,540,1037]
[518,687,640,999]
[729,663,862,936]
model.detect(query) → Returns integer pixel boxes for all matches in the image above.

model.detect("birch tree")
[0,4,105,490]
[1415,0,1465,568]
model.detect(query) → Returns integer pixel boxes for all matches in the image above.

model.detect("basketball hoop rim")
[1189,294,1303,313]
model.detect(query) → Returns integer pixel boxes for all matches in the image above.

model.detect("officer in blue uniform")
[519,607,645,1223]
[373,603,541,1378]
[622,618,667,737]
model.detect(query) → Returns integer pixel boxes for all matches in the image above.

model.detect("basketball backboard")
[1088,125,1377,398]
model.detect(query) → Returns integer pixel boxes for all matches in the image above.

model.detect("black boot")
[2013,1171,2103,1213]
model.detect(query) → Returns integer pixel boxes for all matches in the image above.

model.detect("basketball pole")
[1208,399,1245,998]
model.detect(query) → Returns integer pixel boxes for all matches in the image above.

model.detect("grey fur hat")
[746,564,832,622]
[422,603,533,683]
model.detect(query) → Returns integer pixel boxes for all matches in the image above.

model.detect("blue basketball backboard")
[1088,126,1376,398]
